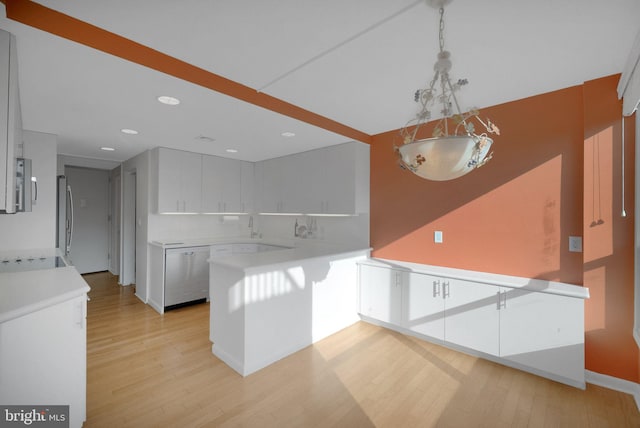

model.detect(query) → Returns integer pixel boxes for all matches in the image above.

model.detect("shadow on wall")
[583,119,637,382]
[370,84,585,284]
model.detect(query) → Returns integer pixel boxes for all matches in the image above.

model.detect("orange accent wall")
[371,75,638,382]
[582,75,637,382]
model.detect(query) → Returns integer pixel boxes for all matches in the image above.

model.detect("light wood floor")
[83,271,640,427]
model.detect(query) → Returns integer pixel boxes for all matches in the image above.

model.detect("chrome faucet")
[249,215,260,238]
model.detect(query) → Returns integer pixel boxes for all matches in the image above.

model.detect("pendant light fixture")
[396,0,500,181]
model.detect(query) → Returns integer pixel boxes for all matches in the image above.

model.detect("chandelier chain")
[438,7,445,52]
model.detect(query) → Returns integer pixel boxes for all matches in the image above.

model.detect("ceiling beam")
[1,0,372,144]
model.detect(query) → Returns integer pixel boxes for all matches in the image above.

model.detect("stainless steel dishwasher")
[164,246,210,310]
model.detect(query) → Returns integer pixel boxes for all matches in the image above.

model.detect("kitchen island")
[207,241,370,376]
[0,258,90,428]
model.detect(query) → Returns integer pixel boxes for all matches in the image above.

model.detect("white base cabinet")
[0,295,87,428]
[499,288,585,384]
[358,261,588,388]
[358,264,403,325]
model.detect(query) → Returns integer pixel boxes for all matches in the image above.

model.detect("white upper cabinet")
[255,141,369,215]
[156,148,202,213]
[155,148,253,214]
[0,29,22,214]
[201,155,242,213]
[255,157,284,213]
[320,142,366,215]
[240,161,254,214]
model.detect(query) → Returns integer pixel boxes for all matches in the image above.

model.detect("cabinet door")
[202,155,242,213]
[157,148,202,213]
[181,151,202,213]
[499,289,584,384]
[444,279,500,356]
[322,143,356,214]
[403,273,445,341]
[240,161,254,213]
[289,150,320,214]
[358,265,402,325]
[257,158,283,213]
[157,148,183,213]
[0,296,87,428]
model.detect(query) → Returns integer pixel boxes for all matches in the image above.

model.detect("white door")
[66,166,110,274]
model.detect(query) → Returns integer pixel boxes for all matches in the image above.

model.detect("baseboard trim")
[586,370,640,410]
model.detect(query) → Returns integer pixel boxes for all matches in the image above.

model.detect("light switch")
[569,236,582,252]
[434,231,443,244]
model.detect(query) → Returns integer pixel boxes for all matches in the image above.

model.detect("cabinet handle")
[394,272,401,287]
[497,291,507,309]
[433,280,441,297]
[176,200,180,212]
[443,281,450,298]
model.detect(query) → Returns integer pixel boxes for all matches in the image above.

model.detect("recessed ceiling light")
[121,128,138,135]
[100,147,115,151]
[281,132,295,137]
[225,148,238,153]
[157,95,180,106]
[195,135,215,143]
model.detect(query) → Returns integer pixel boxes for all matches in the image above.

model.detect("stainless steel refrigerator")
[56,175,73,257]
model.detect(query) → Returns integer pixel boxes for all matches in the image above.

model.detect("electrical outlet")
[434,231,443,244]
[569,236,582,252]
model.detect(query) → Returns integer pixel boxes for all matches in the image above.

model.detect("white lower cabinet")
[358,264,403,325]
[0,295,87,428]
[499,288,584,383]
[402,274,499,355]
[403,272,444,340]
[359,262,586,388]
[444,279,500,356]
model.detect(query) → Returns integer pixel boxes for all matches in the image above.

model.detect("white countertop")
[360,258,589,299]
[0,266,90,323]
[149,236,294,249]
[208,241,371,271]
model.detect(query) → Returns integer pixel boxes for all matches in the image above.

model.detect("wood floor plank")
[82,272,640,427]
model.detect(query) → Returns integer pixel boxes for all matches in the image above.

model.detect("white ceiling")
[0,0,639,163]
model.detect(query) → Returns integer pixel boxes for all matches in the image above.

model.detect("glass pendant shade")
[398,135,493,181]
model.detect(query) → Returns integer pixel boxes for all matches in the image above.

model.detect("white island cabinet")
[358,259,589,388]
[209,245,370,376]
[0,266,90,428]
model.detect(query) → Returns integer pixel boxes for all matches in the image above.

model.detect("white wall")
[0,131,56,251]
[258,214,370,247]
[57,154,120,175]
